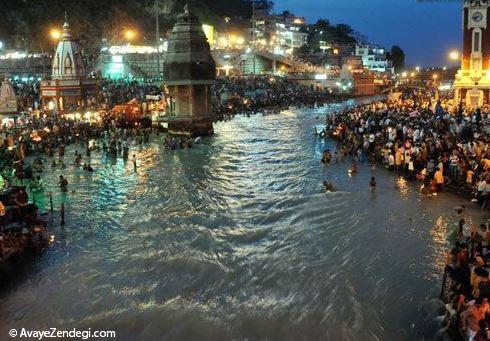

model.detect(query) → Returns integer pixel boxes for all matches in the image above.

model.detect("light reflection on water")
[0,100,488,340]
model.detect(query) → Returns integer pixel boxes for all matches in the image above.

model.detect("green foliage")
[387,45,405,72]
[303,19,358,53]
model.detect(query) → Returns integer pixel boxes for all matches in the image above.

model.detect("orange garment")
[434,170,444,184]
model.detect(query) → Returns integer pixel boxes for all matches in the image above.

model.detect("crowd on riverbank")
[443,213,490,340]
[319,91,490,339]
[10,79,162,112]
[322,91,490,206]
[213,76,345,118]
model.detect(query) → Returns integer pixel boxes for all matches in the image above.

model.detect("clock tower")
[454,0,490,107]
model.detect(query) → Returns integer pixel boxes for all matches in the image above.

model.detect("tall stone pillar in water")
[163,5,216,137]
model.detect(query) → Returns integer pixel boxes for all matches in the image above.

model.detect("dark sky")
[274,0,462,67]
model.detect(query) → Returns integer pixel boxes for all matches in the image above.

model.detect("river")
[0,99,488,340]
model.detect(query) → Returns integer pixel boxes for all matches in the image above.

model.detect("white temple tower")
[40,17,96,113]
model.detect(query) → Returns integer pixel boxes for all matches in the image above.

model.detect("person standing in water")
[370,177,376,192]
[132,154,137,171]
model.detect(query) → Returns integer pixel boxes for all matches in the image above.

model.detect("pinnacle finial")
[64,11,68,23]
[184,3,189,14]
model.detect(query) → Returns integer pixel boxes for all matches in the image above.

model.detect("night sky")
[274,0,462,67]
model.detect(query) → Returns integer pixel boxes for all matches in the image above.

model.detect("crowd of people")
[321,90,490,206]
[213,76,345,118]
[443,208,490,340]
[10,78,161,113]
[318,90,490,339]
[96,79,161,109]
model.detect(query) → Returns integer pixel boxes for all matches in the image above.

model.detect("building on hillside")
[453,0,490,106]
[355,44,394,74]
[40,20,97,113]
[251,10,307,55]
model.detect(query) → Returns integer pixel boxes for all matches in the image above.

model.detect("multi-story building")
[251,11,307,56]
[355,44,393,74]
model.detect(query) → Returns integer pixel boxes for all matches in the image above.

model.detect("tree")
[388,45,405,72]
[303,19,358,53]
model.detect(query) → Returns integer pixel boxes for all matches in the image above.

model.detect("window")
[473,29,481,53]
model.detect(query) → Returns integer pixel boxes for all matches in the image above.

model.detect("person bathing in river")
[370,177,376,192]
[59,175,68,189]
[323,181,335,192]
[83,163,94,172]
[321,150,331,163]
[348,161,357,175]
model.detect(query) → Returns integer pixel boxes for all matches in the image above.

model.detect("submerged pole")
[60,203,65,226]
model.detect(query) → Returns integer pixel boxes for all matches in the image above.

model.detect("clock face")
[473,11,484,23]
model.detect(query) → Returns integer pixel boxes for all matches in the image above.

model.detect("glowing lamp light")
[124,29,136,41]
[401,71,408,78]
[448,50,460,61]
[50,29,61,40]
[432,74,438,80]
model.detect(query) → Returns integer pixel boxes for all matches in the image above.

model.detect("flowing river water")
[0,99,488,340]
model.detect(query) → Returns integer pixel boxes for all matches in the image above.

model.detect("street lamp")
[432,73,438,80]
[50,29,61,51]
[124,29,136,42]
[448,50,460,61]
[50,29,61,41]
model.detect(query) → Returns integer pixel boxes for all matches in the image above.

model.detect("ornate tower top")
[162,6,215,85]
[464,0,489,7]
[51,18,86,80]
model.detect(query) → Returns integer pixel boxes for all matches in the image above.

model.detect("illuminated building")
[40,19,96,113]
[251,10,307,55]
[453,0,490,106]
[355,45,394,74]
